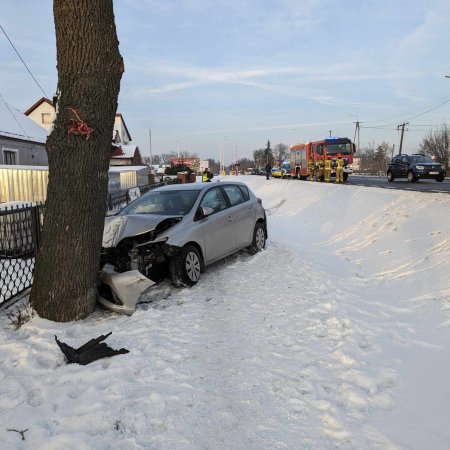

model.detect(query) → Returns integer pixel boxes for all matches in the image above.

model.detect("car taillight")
[257,197,262,205]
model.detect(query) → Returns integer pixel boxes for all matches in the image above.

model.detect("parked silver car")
[100,181,267,288]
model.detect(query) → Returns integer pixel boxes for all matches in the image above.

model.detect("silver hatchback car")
[100,181,267,287]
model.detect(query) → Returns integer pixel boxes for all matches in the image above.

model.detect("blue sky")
[1,0,450,164]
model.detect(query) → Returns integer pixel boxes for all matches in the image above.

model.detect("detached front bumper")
[97,268,156,315]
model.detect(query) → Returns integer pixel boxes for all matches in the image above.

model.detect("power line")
[0,92,31,140]
[363,98,450,128]
[0,23,48,98]
[403,98,450,122]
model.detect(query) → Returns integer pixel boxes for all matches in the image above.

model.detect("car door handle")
[227,215,233,222]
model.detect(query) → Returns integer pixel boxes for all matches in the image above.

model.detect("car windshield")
[120,189,200,216]
[326,143,352,155]
[410,155,434,164]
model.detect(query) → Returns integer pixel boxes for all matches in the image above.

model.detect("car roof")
[153,180,249,192]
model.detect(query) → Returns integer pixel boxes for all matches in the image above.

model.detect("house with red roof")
[25,98,143,166]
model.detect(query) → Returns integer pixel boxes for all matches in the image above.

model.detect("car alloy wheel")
[249,222,266,254]
[185,250,201,283]
[387,171,394,182]
[407,171,416,183]
[169,244,202,287]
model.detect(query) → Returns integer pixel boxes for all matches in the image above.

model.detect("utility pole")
[391,144,395,159]
[353,121,360,153]
[328,129,332,137]
[397,122,409,155]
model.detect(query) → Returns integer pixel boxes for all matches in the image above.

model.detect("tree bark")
[31,0,123,321]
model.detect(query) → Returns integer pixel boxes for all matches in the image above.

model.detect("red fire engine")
[289,137,355,181]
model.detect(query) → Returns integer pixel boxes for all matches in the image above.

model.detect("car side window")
[401,157,409,164]
[200,187,227,213]
[238,185,250,201]
[223,185,245,206]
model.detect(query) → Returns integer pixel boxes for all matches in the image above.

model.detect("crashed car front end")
[100,214,184,278]
[98,214,185,314]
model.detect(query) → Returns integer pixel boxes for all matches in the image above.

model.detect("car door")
[197,186,236,263]
[398,156,410,177]
[390,156,400,176]
[221,184,255,248]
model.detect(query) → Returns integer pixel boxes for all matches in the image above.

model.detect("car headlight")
[415,165,424,170]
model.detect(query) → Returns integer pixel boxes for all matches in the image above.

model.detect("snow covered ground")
[1,175,449,449]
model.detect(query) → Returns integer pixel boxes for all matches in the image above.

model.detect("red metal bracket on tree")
[67,108,94,140]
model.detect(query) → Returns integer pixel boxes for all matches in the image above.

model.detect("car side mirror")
[201,206,214,217]
[195,206,214,221]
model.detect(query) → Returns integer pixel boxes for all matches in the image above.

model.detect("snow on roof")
[108,165,147,173]
[111,144,137,159]
[0,164,147,173]
[0,100,47,144]
[0,164,49,171]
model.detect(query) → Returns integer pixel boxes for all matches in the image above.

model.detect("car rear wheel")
[248,222,266,254]
[407,171,417,183]
[169,244,202,287]
[387,171,394,182]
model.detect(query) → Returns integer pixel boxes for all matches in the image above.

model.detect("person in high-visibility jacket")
[308,159,315,181]
[324,156,332,183]
[202,168,211,182]
[335,153,345,183]
[317,156,325,182]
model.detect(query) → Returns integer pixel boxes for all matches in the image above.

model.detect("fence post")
[31,205,41,252]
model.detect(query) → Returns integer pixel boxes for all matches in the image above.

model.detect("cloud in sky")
[1,0,450,161]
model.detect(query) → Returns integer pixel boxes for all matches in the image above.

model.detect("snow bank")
[0,176,449,449]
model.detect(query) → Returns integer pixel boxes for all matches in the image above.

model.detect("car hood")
[418,163,442,169]
[102,214,180,248]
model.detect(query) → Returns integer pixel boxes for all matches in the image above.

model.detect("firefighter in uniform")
[308,158,315,181]
[324,155,332,183]
[317,156,325,182]
[335,153,344,183]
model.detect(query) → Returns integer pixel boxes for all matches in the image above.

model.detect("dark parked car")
[387,154,446,183]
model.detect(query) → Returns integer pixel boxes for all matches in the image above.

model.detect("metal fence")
[0,180,180,307]
[0,203,45,305]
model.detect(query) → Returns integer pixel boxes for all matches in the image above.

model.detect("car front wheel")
[436,176,444,182]
[407,171,417,183]
[169,244,202,287]
[248,222,266,255]
[387,171,394,182]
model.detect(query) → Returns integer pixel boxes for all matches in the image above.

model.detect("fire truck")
[289,137,355,181]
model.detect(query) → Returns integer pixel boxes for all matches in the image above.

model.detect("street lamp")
[220,136,228,175]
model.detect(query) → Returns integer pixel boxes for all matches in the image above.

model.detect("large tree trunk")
[31,0,123,321]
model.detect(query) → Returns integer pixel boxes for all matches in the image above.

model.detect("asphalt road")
[346,175,450,194]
